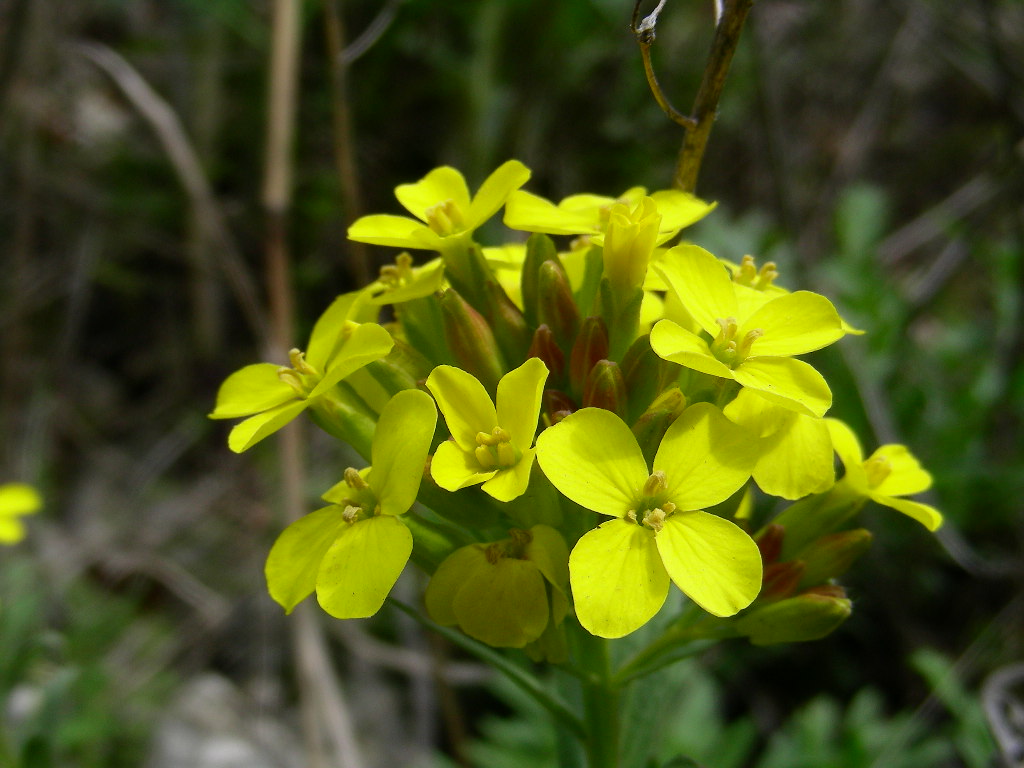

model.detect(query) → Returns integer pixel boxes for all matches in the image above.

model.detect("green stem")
[389,598,586,740]
[575,628,620,768]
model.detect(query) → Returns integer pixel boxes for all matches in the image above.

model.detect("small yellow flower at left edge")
[0,484,42,545]
[424,525,570,651]
[208,291,393,452]
[347,160,531,253]
[263,389,437,619]
[426,357,548,502]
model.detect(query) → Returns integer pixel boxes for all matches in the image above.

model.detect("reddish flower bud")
[527,325,565,382]
[569,316,610,399]
[760,561,806,602]
[537,260,580,352]
[582,360,627,418]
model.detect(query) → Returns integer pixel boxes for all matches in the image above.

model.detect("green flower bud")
[735,588,852,646]
[799,529,873,588]
[619,333,678,423]
[520,233,558,328]
[484,280,532,365]
[630,387,686,464]
[439,288,505,393]
[770,482,867,559]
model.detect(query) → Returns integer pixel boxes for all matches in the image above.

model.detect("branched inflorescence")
[211,160,941,658]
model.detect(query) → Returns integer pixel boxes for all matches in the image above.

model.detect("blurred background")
[1,0,1022,766]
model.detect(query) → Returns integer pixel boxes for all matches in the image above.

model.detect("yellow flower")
[209,292,393,452]
[650,245,847,417]
[424,525,569,649]
[426,358,548,502]
[264,390,437,618]
[536,403,762,638]
[0,484,41,544]
[348,161,531,252]
[826,419,942,530]
[504,186,714,245]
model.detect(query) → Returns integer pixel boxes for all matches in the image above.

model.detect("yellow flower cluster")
[211,160,940,653]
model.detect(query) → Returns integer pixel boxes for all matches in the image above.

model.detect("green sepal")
[769,482,867,559]
[307,384,379,461]
[439,287,506,394]
[574,244,605,318]
[417,481,502,529]
[402,510,467,574]
[485,279,533,365]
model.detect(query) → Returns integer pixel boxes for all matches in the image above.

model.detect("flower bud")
[484,280,532,364]
[544,389,576,425]
[520,233,558,327]
[569,317,610,399]
[755,524,786,564]
[439,288,505,392]
[537,260,580,352]
[734,588,852,646]
[602,197,661,296]
[619,333,678,422]
[770,482,866,560]
[799,529,873,588]
[583,360,627,418]
[759,561,805,602]
[630,387,685,463]
[528,325,565,382]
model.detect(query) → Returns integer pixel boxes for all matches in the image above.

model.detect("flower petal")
[425,544,487,625]
[648,190,715,233]
[733,357,832,418]
[465,160,532,230]
[395,166,471,221]
[650,320,735,379]
[569,519,668,638]
[652,244,737,335]
[265,505,347,613]
[753,413,835,500]
[317,515,412,619]
[347,214,445,250]
[656,512,762,617]
[369,390,437,516]
[535,407,649,517]
[741,291,844,357]
[654,403,757,511]
[825,419,869,490]
[306,291,375,371]
[453,557,549,647]
[227,400,309,453]
[426,365,497,451]
[430,439,496,491]
[0,517,27,544]
[309,322,395,398]
[209,363,296,419]
[481,449,536,502]
[870,445,932,497]
[504,190,601,235]
[870,493,943,531]
[496,357,548,452]
[525,524,570,595]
